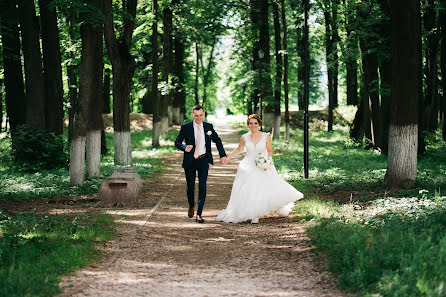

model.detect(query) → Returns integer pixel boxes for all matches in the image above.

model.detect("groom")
[174,105,228,223]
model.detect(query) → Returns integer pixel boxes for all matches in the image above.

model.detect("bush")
[11,125,68,172]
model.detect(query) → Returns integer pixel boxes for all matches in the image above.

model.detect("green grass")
[0,211,117,297]
[271,127,446,201]
[269,126,446,296]
[0,129,178,201]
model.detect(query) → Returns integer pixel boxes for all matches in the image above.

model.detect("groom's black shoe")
[188,207,194,218]
[196,216,205,223]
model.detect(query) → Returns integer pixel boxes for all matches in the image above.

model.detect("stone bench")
[99,167,142,207]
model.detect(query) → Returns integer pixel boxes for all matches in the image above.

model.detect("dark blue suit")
[175,121,226,216]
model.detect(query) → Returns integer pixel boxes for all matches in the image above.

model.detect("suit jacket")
[175,121,226,168]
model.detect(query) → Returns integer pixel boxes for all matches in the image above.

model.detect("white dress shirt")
[193,121,206,156]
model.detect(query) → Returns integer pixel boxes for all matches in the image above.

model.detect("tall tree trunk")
[290,0,305,111]
[383,0,420,189]
[201,38,217,112]
[173,29,185,124]
[194,42,200,105]
[18,0,45,130]
[258,0,274,132]
[67,14,78,144]
[161,4,172,139]
[0,0,26,134]
[281,0,290,141]
[70,0,103,186]
[0,79,3,130]
[39,0,63,135]
[250,0,261,114]
[152,0,160,148]
[103,0,137,165]
[343,0,358,106]
[440,0,446,141]
[272,1,282,139]
[324,0,339,132]
[423,0,440,133]
[102,68,111,113]
[86,13,104,179]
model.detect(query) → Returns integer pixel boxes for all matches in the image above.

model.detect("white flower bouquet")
[255,152,273,171]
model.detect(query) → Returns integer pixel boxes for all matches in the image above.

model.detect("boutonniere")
[206,130,213,136]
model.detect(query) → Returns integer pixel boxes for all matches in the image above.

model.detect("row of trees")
[0,0,442,188]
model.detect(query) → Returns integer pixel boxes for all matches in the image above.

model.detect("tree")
[0,0,26,134]
[86,12,104,179]
[281,0,290,141]
[440,0,446,141]
[172,2,186,124]
[383,0,420,189]
[102,68,111,113]
[160,2,173,139]
[18,0,45,130]
[319,0,340,132]
[342,0,358,106]
[70,0,104,186]
[103,0,137,165]
[39,0,64,135]
[152,0,161,148]
[272,0,282,139]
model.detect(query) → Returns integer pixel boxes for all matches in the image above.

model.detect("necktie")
[194,124,202,159]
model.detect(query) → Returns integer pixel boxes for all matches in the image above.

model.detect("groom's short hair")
[192,105,204,112]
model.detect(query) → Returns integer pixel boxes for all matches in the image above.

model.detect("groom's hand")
[220,156,229,165]
[185,145,193,152]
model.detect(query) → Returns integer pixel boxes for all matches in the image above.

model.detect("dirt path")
[59,124,348,297]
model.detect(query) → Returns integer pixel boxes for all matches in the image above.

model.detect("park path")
[58,124,348,297]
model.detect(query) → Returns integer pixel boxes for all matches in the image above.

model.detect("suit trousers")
[184,157,209,216]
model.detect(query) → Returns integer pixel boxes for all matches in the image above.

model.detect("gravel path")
[58,124,348,297]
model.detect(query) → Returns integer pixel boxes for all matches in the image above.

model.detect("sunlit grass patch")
[0,211,116,297]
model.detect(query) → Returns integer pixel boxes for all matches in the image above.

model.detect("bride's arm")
[227,136,245,160]
[266,134,273,156]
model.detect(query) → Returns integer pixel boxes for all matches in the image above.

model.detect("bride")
[216,114,304,224]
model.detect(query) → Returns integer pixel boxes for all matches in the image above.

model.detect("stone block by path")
[99,167,142,207]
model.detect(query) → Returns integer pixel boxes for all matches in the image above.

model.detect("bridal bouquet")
[255,152,273,171]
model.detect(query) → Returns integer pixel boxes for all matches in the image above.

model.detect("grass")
[0,129,178,201]
[268,125,446,296]
[0,211,117,297]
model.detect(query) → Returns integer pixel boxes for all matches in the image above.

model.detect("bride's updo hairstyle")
[247,114,262,126]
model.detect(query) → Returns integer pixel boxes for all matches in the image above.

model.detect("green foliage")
[11,125,68,172]
[273,127,446,200]
[0,211,116,297]
[307,208,446,296]
[0,129,176,201]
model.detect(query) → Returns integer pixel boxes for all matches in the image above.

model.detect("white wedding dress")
[216,132,304,223]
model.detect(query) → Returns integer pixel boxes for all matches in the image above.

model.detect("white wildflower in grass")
[356,196,446,226]
[255,152,273,171]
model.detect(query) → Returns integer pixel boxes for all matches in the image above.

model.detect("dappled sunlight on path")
[58,124,349,297]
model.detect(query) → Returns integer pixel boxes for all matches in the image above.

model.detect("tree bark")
[194,42,200,105]
[383,0,420,189]
[250,0,260,114]
[272,1,282,139]
[0,0,26,133]
[173,28,185,124]
[161,4,172,139]
[152,0,161,148]
[422,0,440,133]
[258,0,274,132]
[18,0,45,130]
[67,14,78,144]
[103,0,137,165]
[281,0,290,141]
[324,0,339,132]
[39,0,63,135]
[70,0,103,186]
[343,0,358,106]
[86,11,104,180]
[201,38,217,112]
[102,68,111,113]
[440,0,446,141]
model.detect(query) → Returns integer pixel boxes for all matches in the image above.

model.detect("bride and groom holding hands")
[174,105,303,224]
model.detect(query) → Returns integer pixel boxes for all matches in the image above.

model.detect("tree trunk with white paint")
[383,0,420,189]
